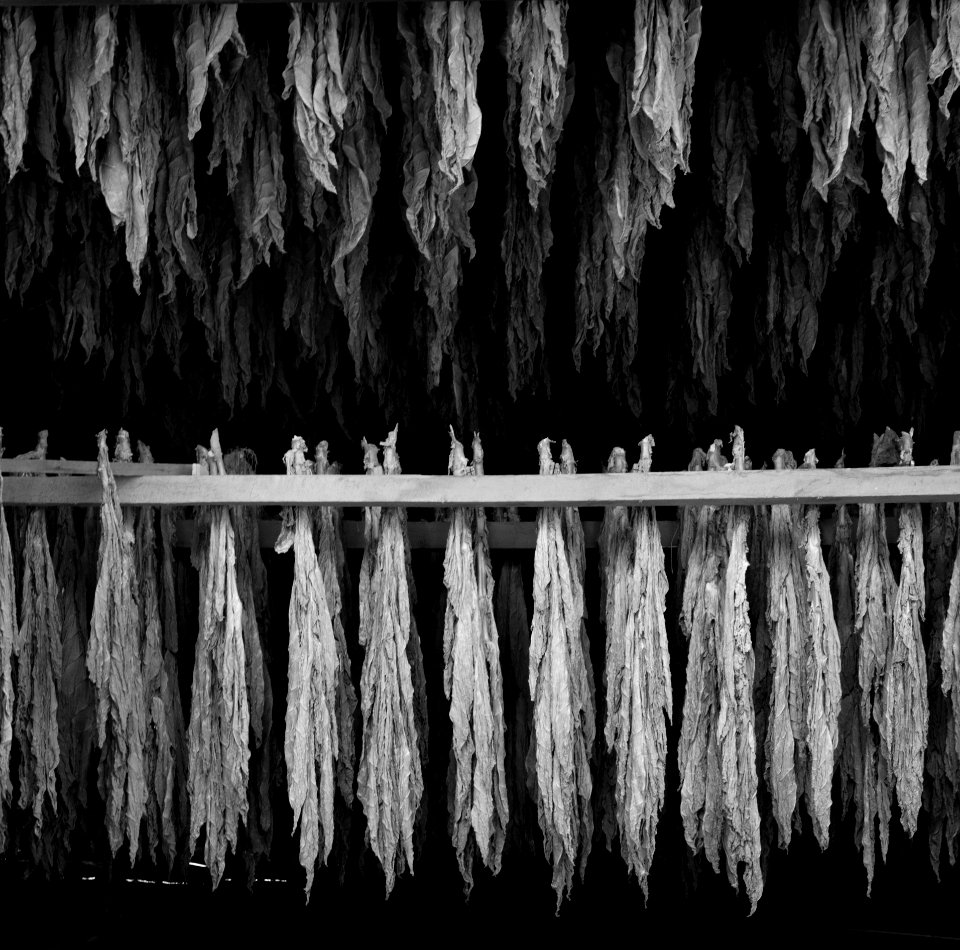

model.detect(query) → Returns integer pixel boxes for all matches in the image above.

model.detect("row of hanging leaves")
[4,2,960,457]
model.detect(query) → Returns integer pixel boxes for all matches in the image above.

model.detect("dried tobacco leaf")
[864,0,910,221]
[207,48,286,285]
[442,430,509,892]
[685,212,732,415]
[710,68,757,264]
[764,449,807,848]
[717,428,762,913]
[186,432,250,889]
[797,0,865,199]
[630,0,701,203]
[884,430,928,838]
[0,7,37,181]
[282,3,346,196]
[357,427,424,896]
[580,0,701,381]
[471,435,509,876]
[924,437,960,877]
[614,436,671,894]
[529,438,594,907]
[275,437,340,898]
[173,3,246,140]
[98,13,163,293]
[88,429,147,863]
[398,2,482,398]
[502,0,571,396]
[799,450,841,850]
[224,448,272,883]
[930,0,960,115]
[58,6,117,175]
[315,442,357,810]
[855,428,900,894]
[830,456,864,839]
[283,4,391,386]
[678,440,727,871]
[559,440,596,872]
[600,448,632,820]
[135,444,169,865]
[15,505,62,832]
[134,442,189,871]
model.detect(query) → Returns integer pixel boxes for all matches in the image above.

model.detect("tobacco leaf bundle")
[58,6,118,176]
[613,437,671,894]
[442,431,508,892]
[678,441,727,870]
[764,449,808,847]
[282,3,391,383]
[679,434,761,911]
[471,437,509,873]
[357,427,425,896]
[528,438,594,907]
[559,440,595,712]
[931,0,960,115]
[599,447,631,853]
[88,429,147,862]
[502,0,571,396]
[205,46,286,288]
[924,440,960,876]
[96,13,163,292]
[52,507,96,859]
[799,451,841,849]
[560,441,597,865]
[0,432,14,850]
[282,3,347,198]
[575,0,702,392]
[0,7,37,181]
[797,0,866,200]
[173,3,246,141]
[315,442,357,811]
[830,459,862,833]
[225,448,273,881]
[709,67,757,264]
[717,428,762,912]
[748,499,772,784]
[885,431,928,837]
[186,432,250,889]
[398,1,483,399]
[863,0,931,221]
[855,429,900,894]
[15,507,62,832]
[276,436,340,897]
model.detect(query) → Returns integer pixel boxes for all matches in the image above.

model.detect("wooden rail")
[2,466,956,507]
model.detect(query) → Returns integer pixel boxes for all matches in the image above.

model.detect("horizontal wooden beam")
[1,467,957,508]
